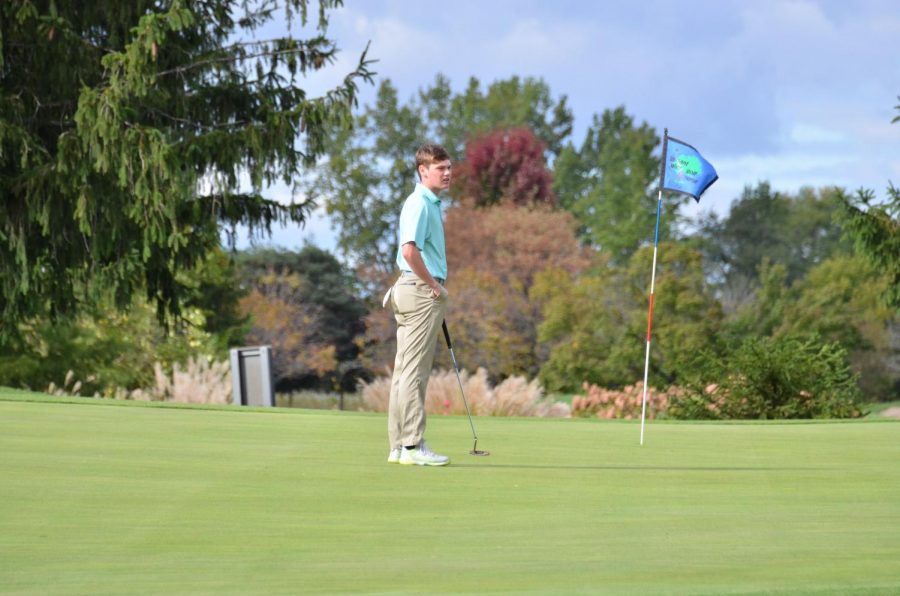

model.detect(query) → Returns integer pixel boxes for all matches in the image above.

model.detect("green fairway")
[1,393,899,595]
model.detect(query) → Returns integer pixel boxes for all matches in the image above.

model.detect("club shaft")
[449,347,478,441]
[442,321,478,441]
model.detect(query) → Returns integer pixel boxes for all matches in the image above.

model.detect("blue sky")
[237,0,900,252]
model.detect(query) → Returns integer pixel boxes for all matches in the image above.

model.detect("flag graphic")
[660,134,718,202]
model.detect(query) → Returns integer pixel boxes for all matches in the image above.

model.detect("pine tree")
[0,0,373,331]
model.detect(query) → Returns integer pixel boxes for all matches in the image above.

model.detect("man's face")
[419,159,452,193]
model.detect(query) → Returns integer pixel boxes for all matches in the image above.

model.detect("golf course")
[1,390,898,595]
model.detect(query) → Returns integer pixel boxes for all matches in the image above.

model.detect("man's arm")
[401,242,444,298]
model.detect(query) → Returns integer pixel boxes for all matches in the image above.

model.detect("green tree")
[837,186,900,310]
[313,79,425,273]
[535,243,722,393]
[723,252,897,400]
[671,335,863,420]
[0,0,373,332]
[309,74,572,272]
[785,255,897,399]
[696,184,852,311]
[442,75,573,158]
[0,292,227,396]
[179,247,249,353]
[553,107,672,264]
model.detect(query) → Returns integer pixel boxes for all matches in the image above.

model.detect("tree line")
[1,2,897,415]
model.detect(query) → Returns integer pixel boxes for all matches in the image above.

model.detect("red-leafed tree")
[455,128,556,208]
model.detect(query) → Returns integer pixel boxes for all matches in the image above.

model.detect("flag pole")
[640,128,668,446]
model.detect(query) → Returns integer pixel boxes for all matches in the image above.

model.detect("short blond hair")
[415,143,451,179]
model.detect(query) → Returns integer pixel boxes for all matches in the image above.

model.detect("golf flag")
[640,129,717,445]
[660,133,718,202]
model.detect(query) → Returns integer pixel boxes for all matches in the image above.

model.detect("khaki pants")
[388,274,448,448]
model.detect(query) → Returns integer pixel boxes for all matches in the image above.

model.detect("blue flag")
[660,133,718,202]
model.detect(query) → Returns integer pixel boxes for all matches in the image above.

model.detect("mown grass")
[1,389,898,595]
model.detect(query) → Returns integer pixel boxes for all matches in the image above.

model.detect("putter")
[442,320,490,456]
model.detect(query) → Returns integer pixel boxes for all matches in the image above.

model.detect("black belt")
[401,271,445,284]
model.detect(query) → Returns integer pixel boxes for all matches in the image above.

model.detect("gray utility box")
[230,346,275,407]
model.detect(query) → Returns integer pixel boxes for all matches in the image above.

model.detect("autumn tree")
[453,128,555,208]
[240,286,337,390]
[361,203,589,379]
[309,75,572,273]
[0,0,373,332]
[444,202,588,289]
[236,246,367,390]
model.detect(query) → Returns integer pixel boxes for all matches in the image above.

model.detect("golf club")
[441,320,490,456]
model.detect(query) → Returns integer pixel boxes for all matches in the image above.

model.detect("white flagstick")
[640,189,663,446]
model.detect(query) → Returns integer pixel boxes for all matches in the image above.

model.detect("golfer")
[386,143,452,466]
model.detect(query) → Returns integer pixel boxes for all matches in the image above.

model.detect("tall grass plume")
[360,367,569,417]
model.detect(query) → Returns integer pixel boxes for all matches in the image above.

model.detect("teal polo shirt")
[396,183,447,280]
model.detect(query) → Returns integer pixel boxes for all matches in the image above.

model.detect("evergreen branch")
[156,39,336,78]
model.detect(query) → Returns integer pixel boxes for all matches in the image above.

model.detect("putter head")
[470,439,490,456]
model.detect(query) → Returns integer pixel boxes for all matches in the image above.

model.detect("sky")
[235,0,900,252]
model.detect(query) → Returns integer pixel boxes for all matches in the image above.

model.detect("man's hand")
[402,241,445,299]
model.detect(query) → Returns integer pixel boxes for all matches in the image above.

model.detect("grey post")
[229,346,275,407]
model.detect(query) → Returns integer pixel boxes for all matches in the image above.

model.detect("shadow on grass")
[448,463,829,472]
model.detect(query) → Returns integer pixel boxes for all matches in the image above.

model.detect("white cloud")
[788,123,845,144]
[482,18,592,69]
[238,1,900,249]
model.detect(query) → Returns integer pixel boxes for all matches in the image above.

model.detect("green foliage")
[0,0,373,330]
[553,106,674,264]
[178,247,250,352]
[837,186,900,310]
[781,255,892,351]
[724,259,791,339]
[671,335,864,420]
[0,298,221,396]
[726,255,897,400]
[696,184,852,310]
[309,75,572,272]
[0,246,245,394]
[535,243,722,393]
[439,75,574,158]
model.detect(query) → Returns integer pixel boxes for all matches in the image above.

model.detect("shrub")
[670,335,863,419]
[572,382,681,419]
[3,299,226,396]
[360,368,569,417]
[48,357,232,405]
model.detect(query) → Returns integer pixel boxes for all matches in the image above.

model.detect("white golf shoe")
[399,441,450,466]
[387,448,401,464]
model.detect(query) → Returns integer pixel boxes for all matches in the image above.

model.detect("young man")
[386,144,452,466]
